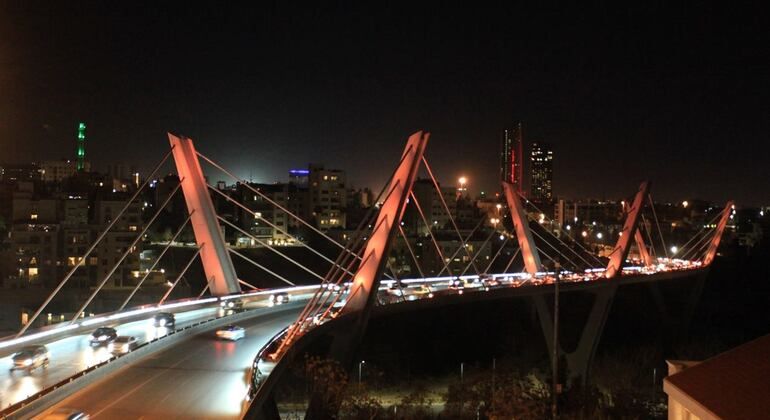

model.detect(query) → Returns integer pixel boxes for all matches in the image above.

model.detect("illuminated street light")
[565,225,571,231]
[458,176,467,186]
[682,201,689,208]
[596,232,603,239]
[581,231,588,238]
[670,246,678,254]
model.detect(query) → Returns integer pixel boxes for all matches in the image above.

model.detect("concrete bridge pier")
[533,283,618,385]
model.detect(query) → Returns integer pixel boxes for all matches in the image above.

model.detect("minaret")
[76,122,86,171]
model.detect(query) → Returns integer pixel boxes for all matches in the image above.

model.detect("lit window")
[128,225,138,232]
[30,214,38,220]
[28,267,39,277]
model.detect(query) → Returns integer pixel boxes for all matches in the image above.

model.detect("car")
[220,298,244,310]
[40,408,90,420]
[89,327,118,346]
[108,336,138,354]
[269,292,290,305]
[10,345,49,372]
[152,312,175,328]
[216,325,245,341]
[482,276,500,290]
[387,282,407,296]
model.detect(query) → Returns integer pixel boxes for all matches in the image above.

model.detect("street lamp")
[358,360,366,384]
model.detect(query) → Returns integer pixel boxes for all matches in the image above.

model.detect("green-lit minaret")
[76,122,86,171]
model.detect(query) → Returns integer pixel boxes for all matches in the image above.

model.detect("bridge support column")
[533,283,618,384]
[606,181,649,278]
[252,392,281,420]
[168,133,240,296]
[305,131,428,419]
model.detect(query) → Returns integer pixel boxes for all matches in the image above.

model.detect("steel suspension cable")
[503,247,521,274]
[459,226,499,276]
[437,215,488,276]
[677,212,723,257]
[640,214,657,258]
[197,283,209,298]
[209,187,352,276]
[71,179,186,322]
[529,227,584,272]
[520,195,604,267]
[398,225,426,279]
[159,245,203,305]
[228,248,296,286]
[648,194,669,259]
[409,191,455,277]
[484,235,509,273]
[119,212,194,311]
[198,150,411,260]
[217,216,325,282]
[421,157,480,275]
[18,148,175,337]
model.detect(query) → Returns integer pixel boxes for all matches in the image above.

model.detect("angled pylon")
[342,131,429,313]
[605,181,650,278]
[168,133,241,296]
[702,201,733,266]
[634,230,654,266]
[502,182,542,275]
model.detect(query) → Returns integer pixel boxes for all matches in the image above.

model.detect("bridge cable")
[459,225,500,276]
[648,194,669,259]
[437,215,489,276]
[502,247,522,274]
[398,224,426,279]
[70,178,186,323]
[640,214,658,259]
[217,216,325,282]
[294,174,404,327]
[238,279,260,291]
[409,191,455,278]
[677,211,724,259]
[17,148,175,337]
[197,150,410,262]
[484,235,510,274]
[197,283,209,298]
[159,245,204,305]
[228,248,296,286]
[119,212,194,311]
[519,195,604,267]
[208,187,351,277]
[421,157,481,275]
[528,226,585,272]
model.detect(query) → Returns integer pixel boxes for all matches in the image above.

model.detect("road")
[39,303,304,419]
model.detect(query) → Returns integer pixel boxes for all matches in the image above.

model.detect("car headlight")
[23,359,32,366]
[99,335,108,341]
[122,344,130,351]
[158,319,166,326]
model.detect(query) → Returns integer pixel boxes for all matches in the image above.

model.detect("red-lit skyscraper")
[501,122,524,195]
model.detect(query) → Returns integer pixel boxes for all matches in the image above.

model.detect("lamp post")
[358,360,365,384]
[552,261,561,419]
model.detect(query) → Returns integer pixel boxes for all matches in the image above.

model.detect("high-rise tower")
[501,122,524,194]
[530,141,553,201]
[76,122,86,171]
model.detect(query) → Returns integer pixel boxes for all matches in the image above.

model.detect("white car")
[40,408,90,420]
[216,325,245,341]
[108,336,138,354]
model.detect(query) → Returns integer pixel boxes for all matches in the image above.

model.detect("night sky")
[1,3,767,205]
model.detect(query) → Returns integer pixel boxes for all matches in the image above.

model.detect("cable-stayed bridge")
[0,132,731,419]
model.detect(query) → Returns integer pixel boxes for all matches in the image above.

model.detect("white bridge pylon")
[168,133,241,296]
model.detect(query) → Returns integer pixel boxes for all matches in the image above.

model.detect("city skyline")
[1,4,767,205]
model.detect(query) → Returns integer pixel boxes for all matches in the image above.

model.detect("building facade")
[530,141,553,202]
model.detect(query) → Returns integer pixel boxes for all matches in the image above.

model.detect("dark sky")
[1,3,767,205]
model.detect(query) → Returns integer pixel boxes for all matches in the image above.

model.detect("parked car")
[108,336,139,354]
[10,345,49,372]
[89,327,118,346]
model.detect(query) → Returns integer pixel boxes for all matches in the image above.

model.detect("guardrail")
[0,303,297,420]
